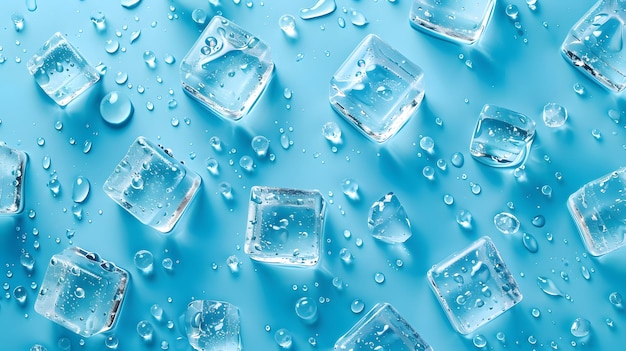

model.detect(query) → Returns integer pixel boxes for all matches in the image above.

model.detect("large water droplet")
[100,91,134,126]
[300,0,336,19]
[72,176,90,203]
[537,276,564,297]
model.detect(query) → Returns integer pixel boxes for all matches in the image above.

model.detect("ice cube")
[180,16,274,120]
[244,186,326,266]
[469,104,536,168]
[103,136,202,233]
[183,300,241,351]
[34,247,128,337]
[409,0,496,44]
[567,167,626,256]
[329,34,425,142]
[0,142,27,214]
[27,32,100,106]
[427,236,523,334]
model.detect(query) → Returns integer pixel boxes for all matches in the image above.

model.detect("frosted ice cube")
[469,104,536,168]
[334,302,433,351]
[427,236,522,334]
[34,247,128,337]
[329,34,425,142]
[567,167,626,256]
[180,16,274,120]
[183,300,241,351]
[103,136,201,233]
[561,1,626,91]
[27,32,100,106]
[409,0,496,44]
[0,142,27,214]
[244,186,326,266]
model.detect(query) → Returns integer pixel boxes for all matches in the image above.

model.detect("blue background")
[0,0,625,350]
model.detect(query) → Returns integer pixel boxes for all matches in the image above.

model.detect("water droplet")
[473,334,487,348]
[279,14,297,37]
[456,209,473,229]
[522,233,539,253]
[322,122,342,144]
[136,320,154,341]
[493,212,520,234]
[105,39,120,54]
[100,91,134,125]
[543,103,568,128]
[274,328,292,349]
[191,8,207,25]
[350,299,365,313]
[571,317,591,338]
[72,176,90,203]
[134,250,154,275]
[300,0,336,19]
[295,297,318,322]
[451,152,464,167]
[537,276,564,297]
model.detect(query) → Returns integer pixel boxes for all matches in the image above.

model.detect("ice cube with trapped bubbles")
[180,15,274,120]
[27,32,100,106]
[409,0,497,44]
[244,186,326,266]
[183,300,241,351]
[329,34,425,143]
[427,236,523,334]
[334,302,433,351]
[567,166,626,256]
[34,247,129,337]
[0,142,28,215]
[103,136,201,233]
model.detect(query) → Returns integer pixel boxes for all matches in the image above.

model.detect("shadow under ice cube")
[34,247,128,337]
[409,0,496,44]
[180,15,274,120]
[427,236,522,334]
[244,186,326,266]
[567,166,626,256]
[27,32,100,107]
[103,136,201,233]
[334,302,433,351]
[329,34,425,143]
[183,300,241,351]
[469,104,536,168]
[0,142,27,215]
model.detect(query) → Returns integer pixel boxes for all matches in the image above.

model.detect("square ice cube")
[180,15,274,120]
[409,0,496,44]
[427,236,523,334]
[34,247,128,337]
[103,136,201,233]
[26,32,100,106]
[0,142,27,215]
[244,186,326,266]
[329,34,425,143]
[334,302,433,351]
[183,300,241,351]
[561,1,626,92]
[469,104,536,168]
[567,167,626,256]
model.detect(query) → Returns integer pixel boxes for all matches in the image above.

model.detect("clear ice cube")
[0,142,27,215]
[334,302,433,351]
[183,300,241,351]
[469,104,536,168]
[329,34,425,143]
[27,32,100,106]
[368,192,412,243]
[34,247,129,337]
[567,167,626,256]
[427,236,523,334]
[561,0,626,92]
[409,0,496,44]
[180,15,274,120]
[103,136,202,233]
[244,186,326,266]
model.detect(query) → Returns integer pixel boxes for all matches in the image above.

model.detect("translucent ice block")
[427,236,523,334]
[183,300,241,351]
[27,32,100,106]
[103,136,201,233]
[180,15,274,120]
[567,167,626,256]
[561,0,626,92]
[244,186,326,266]
[469,104,536,168]
[34,247,128,337]
[0,142,27,214]
[334,302,433,351]
[409,0,496,44]
[329,34,425,143]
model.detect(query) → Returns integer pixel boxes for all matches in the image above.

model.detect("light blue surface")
[0,1,625,350]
